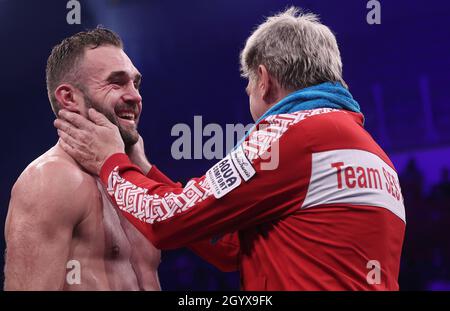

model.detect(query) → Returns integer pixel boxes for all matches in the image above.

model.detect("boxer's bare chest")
[64,179,160,290]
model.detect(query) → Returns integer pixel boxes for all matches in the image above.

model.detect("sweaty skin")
[4,143,161,290]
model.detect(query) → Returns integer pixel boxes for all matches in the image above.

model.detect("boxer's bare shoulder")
[5,143,160,290]
[9,144,96,222]
[4,144,99,290]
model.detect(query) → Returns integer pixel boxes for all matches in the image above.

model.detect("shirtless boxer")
[3,28,161,290]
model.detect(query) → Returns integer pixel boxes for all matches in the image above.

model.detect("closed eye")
[109,78,127,88]
[106,71,142,90]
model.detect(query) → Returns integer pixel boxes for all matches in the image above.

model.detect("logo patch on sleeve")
[205,155,241,199]
[230,145,256,182]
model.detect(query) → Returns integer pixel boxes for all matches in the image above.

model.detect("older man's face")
[77,45,143,147]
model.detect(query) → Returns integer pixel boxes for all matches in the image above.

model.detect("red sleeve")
[146,165,182,187]
[100,119,310,250]
[146,164,240,271]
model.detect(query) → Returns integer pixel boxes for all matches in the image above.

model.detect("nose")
[122,82,142,105]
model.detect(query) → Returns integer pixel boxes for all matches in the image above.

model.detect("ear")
[257,65,277,103]
[54,84,82,113]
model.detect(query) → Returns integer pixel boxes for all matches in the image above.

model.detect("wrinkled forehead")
[80,45,139,80]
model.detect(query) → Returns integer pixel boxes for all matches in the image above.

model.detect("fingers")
[88,108,113,127]
[57,129,93,158]
[58,131,94,162]
[59,109,94,131]
[58,136,90,163]
[58,136,75,156]
[55,119,92,158]
[54,118,84,141]
[57,129,84,151]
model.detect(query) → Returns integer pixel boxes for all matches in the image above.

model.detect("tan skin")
[4,45,160,290]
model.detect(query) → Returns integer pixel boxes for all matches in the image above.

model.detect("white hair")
[240,7,347,90]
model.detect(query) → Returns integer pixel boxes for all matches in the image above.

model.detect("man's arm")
[98,118,309,250]
[55,109,311,249]
[4,161,90,290]
[146,164,239,272]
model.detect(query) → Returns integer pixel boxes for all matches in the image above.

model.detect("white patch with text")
[230,145,256,181]
[302,149,405,222]
[205,155,241,199]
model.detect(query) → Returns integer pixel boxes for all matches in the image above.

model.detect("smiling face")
[77,45,143,147]
[246,77,265,122]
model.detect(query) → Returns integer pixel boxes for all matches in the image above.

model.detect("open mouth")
[115,109,137,123]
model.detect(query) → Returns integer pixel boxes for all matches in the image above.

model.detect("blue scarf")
[236,82,362,147]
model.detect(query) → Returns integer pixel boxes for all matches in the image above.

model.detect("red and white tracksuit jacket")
[99,108,406,290]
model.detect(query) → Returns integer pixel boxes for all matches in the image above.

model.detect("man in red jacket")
[55,7,406,290]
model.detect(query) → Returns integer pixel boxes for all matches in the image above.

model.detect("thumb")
[88,108,111,127]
